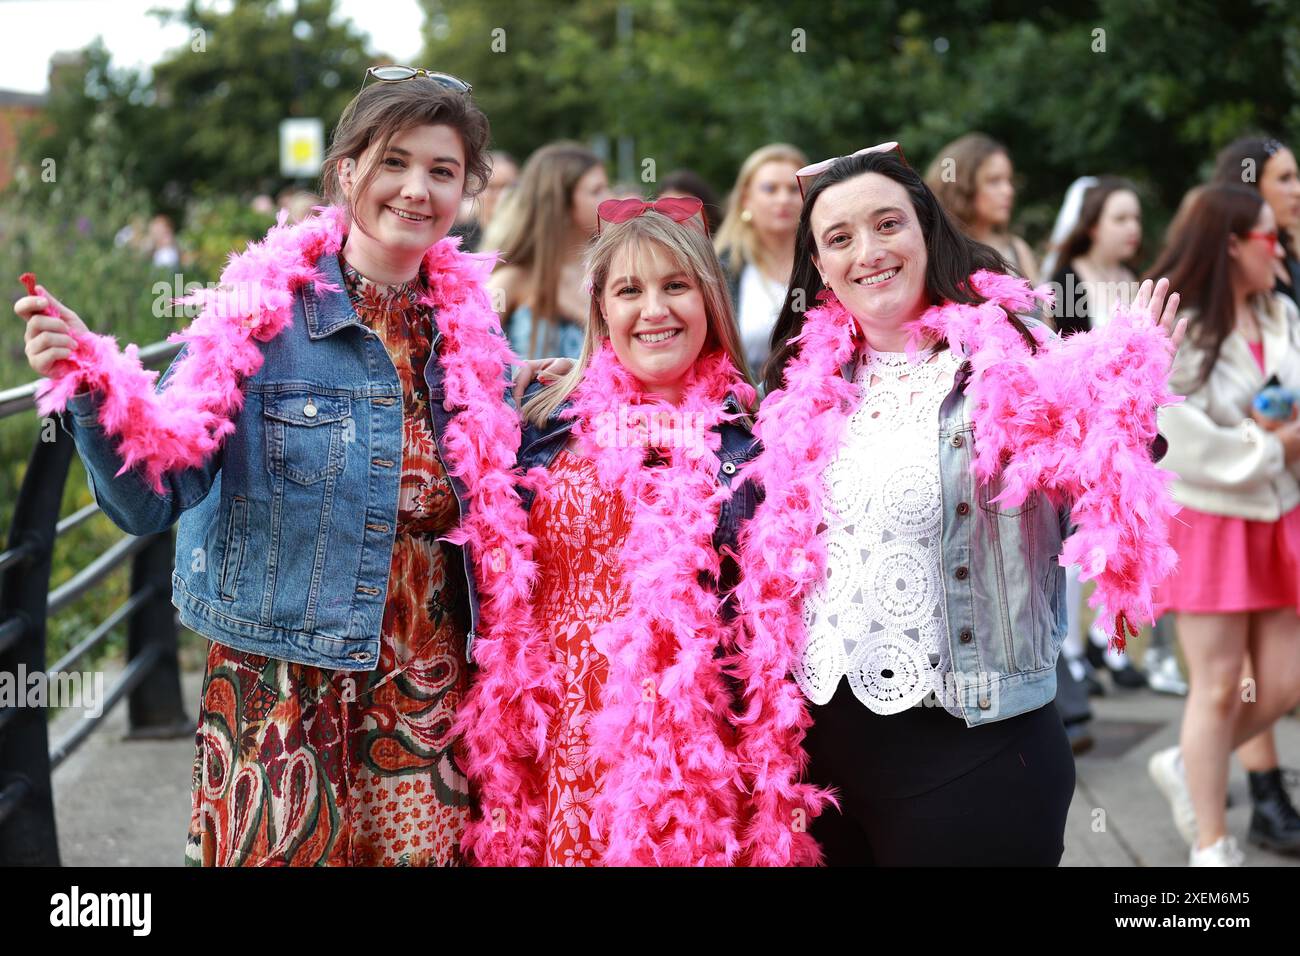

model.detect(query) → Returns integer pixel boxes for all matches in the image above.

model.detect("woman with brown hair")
[1201,134,1300,857]
[1147,183,1300,865]
[18,67,528,865]
[925,132,1039,283]
[483,140,611,360]
[714,143,808,378]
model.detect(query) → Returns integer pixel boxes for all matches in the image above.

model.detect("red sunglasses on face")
[596,196,707,235]
[1246,230,1282,253]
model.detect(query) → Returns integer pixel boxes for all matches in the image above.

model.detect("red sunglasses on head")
[596,196,707,235]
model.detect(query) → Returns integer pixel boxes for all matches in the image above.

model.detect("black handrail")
[0,341,188,865]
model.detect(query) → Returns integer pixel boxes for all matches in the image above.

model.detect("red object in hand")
[18,272,55,319]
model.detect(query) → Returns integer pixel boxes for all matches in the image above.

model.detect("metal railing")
[0,342,189,866]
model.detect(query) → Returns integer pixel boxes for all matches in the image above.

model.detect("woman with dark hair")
[925,132,1040,283]
[1045,176,1144,336]
[1213,136,1300,301]
[1042,176,1152,694]
[734,145,1183,865]
[1202,135,1300,858]
[658,168,724,236]
[1146,183,1300,865]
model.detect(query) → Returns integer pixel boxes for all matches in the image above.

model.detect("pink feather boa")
[32,208,554,863]
[734,270,1179,859]
[455,343,795,865]
[906,270,1181,643]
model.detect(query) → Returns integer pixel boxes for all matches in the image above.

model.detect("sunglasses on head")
[361,65,472,94]
[596,196,707,235]
[795,142,907,199]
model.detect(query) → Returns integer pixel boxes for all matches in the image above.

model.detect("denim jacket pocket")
[219,495,249,601]
[263,391,351,485]
[976,468,1039,517]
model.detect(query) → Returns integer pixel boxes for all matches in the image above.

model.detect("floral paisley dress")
[184,255,471,866]
[530,449,634,866]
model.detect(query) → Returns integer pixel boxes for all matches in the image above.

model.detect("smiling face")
[811,172,931,347]
[1261,147,1300,234]
[339,123,466,267]
[1090,189,1142,263]
[972,150,1015,229]
[600,240,710,400]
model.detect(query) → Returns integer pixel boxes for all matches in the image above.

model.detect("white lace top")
[796,345,963,717]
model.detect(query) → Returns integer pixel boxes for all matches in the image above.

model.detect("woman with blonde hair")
[453,197,830,866]
[715,143,808,378]
[926,132,1039,283]
[483,140,611,360]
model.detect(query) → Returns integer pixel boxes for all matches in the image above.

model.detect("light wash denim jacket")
[60,251,497,671]
[838,319,1074,727]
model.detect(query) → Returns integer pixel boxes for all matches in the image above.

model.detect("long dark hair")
[1054,176,1141,266]
[1144,183,1265,389]
[763,149,1024,395]
[1211,134,1294,258]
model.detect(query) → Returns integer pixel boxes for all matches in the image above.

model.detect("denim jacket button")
[721,461,737,476]
[978,695,991,710]
[959,628,973,643]
[956,502,970,516]
[303,401,318,418]
[349,651,371,662]
[951,434,964,448]
[955,566,969,580]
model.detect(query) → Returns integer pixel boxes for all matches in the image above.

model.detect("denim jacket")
[836,319,1068,727]
[512,380,761,623]
[61,250,497,671]
[840,316,1154,727]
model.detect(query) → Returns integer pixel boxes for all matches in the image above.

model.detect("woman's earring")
[740,209,753,224]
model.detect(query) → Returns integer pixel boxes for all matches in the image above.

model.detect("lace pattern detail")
[797,346,962,716]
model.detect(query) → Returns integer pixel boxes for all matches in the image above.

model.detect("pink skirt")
[1155,504,1300,615]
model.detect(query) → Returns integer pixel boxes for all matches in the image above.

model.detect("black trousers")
[804,681,1076,866]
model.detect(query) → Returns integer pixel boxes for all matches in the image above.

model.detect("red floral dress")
[185,255,471,866]
[530,449,634,866]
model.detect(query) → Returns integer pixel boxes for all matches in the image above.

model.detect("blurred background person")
[926,132,1039,283]
[1043,176,1154,694]
[1147,183,1300,865]
[714,143,807,379]
[483,141,610,360]
[1214,136,1300,307]
[607,181,646,200]
[658,168,723,236]
[146,213,180,270]
[453,149,518,250]
[1209,134,1300,856]
[1044,175,1143,333]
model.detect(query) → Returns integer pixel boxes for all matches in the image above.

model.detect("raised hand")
[1133,276,1187,350]
[15,282,90,377]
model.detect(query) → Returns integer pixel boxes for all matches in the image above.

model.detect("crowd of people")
[15,64,1300,868]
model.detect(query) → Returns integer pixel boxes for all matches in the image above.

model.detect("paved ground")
[45,663,1300,866]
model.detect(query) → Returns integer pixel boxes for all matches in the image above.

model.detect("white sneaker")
[1189,835,1245,866]
[1148,746,1197,846]
[1144,647,1189,696]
